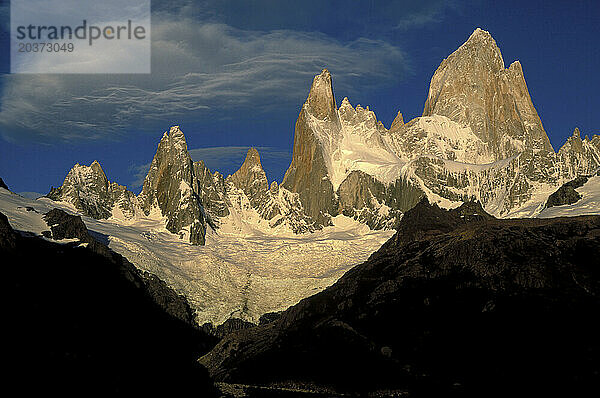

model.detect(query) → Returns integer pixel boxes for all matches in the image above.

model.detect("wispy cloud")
[153,0,461,35]
[0,17,409,143]
[128,162,151,191]
[0,0,462,143]
[393,1,457,30]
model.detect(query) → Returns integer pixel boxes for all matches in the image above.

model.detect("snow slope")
[306,98,405,191]
[537,176,600,218]
[0,188,393,326]
[394,115,495,164]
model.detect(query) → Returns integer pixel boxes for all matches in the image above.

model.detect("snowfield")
[537,176,600,218]
[0,187,393,326]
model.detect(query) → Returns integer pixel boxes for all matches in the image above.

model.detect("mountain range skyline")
[39,27,600,258]
[1,1,599,195]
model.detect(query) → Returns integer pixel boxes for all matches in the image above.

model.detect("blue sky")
[0,0,599,195]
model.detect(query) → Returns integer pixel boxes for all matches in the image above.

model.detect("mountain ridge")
[200,200,600,395]
[45,28,600,245]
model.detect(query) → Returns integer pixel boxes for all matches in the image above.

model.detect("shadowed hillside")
[1,210,218,395]
[202,199,600,397]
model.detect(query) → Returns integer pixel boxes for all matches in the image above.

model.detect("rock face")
[46,128,226,245]
[337,171,393,228]
[227,148,316,233]
[200,201,600,396]
[47,129,318,244]
[47,161,139,220]
[202,318,256,340]
[423,28,552,159]
[383,29,600,217]
[193,160,230,222]
[281,70,424,230]
[0,178,8,191]
[276,35,598,229]
[43,208,93,242]
[139,126,209,245]
[0,211,17,250]
[282,69,339,228]
[558,128,600,176]
[228,148,269,209]
[337,171,421,229]
[389,110,404,132]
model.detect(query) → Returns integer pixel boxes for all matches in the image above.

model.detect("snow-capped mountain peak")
[227,148,269,209]
[47,160,139,221]
[423,28,552,160]
[44,29,600,246]
[138,126,209,245]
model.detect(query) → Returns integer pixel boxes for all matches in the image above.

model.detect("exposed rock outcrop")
[227,147,269,210]
[282,69,339,229]
[337,170,421,229]
[139,126,209,245]
[194,160,230,224]
[544,176,589,208]
[47,161,138,220]
[558,128,600,177]
[225,148,316,233]
[0,211,17,250]
[258,311,282,325]
[280,69,424,230]
[43,208,93,242]
[423,28,552,159]
[387,29,600,217]
[389,110,404,132]
[202,318,256,340]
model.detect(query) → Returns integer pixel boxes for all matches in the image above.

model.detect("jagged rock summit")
[45,28,600,245]
[557,127,600,177]
[228,147,269,209]
[46,129,319,244]
[305,68,338,120]
[282,68,340,229]
[139,126,210,245]
[226,147,316,233]
[282,68,421,230]
[386,28,600,216]
[47,160,138,220]
[423,27,552,159]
